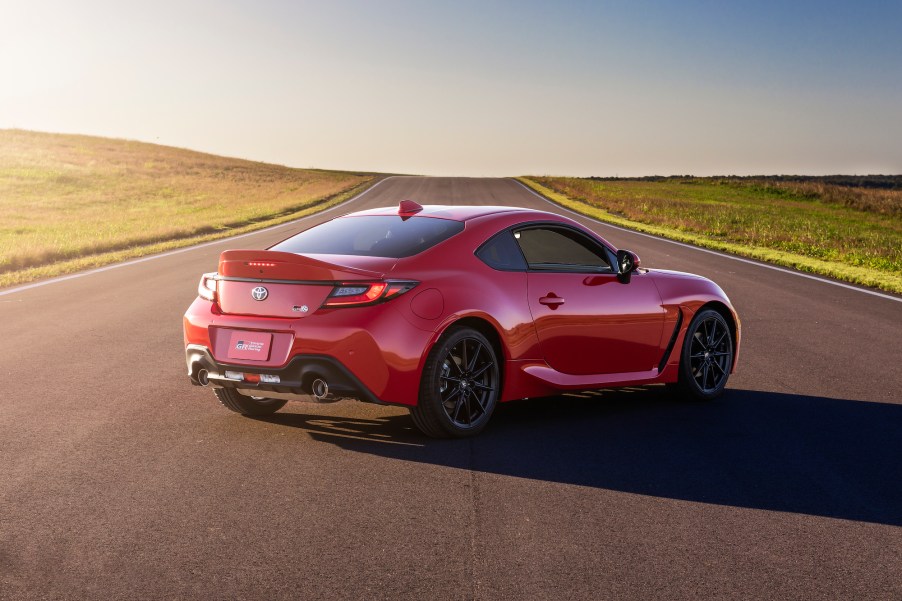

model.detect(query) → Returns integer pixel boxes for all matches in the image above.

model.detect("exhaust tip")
[312,378,329,399]
[197,369,210,386]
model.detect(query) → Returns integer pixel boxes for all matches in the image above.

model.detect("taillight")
[323,280,418,307]
[197,272,218,302]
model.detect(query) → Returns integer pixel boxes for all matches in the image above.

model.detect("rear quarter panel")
[391,216,543,359]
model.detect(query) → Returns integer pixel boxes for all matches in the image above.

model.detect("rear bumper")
[186,344,387,405]
[184,297,436,405]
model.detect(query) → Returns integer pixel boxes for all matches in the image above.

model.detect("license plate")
[226,330,273,361]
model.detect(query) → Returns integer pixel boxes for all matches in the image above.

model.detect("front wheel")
[214,388,287,416]
[673,309,733,400]
[410,327,500,438]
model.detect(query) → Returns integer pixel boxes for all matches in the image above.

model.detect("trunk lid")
[216,250,389,317]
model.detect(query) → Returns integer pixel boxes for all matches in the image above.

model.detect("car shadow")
[254,387,902,526]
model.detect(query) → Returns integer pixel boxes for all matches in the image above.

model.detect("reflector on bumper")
[222,371,280,384]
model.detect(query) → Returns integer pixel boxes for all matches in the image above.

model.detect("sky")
[1,0,900,176]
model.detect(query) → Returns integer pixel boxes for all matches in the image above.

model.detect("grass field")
[0,130,376,287]
[3,129,900,294]
[520,176,902,294]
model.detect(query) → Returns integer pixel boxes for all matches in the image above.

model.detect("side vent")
[658,308,684,372]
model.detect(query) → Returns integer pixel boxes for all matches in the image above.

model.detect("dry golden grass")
[0,129,374,278]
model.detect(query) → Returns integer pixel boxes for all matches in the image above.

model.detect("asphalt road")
[2,177,901,600]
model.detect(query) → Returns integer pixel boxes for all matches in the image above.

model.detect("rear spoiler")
[218,250,383,281]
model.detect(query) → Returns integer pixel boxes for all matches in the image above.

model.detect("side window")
[476,230,528,271]
[514,227,613,272]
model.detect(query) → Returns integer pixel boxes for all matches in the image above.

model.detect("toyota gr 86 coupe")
[184,201,740,437]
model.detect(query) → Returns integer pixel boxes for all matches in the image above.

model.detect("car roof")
[345,204,538,222]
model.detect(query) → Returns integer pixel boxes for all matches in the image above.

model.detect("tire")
[673,309,734,401]
[409,327,500,438]
[213,387,287,416]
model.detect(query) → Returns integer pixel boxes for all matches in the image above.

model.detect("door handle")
[539,294,565,307]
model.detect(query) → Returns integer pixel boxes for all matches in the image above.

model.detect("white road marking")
[0,177,395,297]
[512,178,902,304]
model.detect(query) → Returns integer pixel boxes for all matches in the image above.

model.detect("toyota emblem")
[251,286,268,301]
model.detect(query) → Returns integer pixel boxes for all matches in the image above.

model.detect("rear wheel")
[410,327,500,438]
[673,309,733,400]
[214,388,287,416]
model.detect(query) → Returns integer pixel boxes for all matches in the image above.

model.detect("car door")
[515,225,666,376]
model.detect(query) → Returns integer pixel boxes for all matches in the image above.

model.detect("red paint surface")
[184,206,740,406]
[218,281,332,318]
[526,271,665,375]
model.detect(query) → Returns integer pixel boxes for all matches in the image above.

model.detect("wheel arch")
[696,300,739,371]
[425,315,507,399]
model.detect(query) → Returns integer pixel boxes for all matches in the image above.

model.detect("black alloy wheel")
[675,309,733,400]
[410,327,500,438]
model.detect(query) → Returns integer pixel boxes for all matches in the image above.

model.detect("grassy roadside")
[517,176,902,294]
[0,130,380,289]
[0,179,380,288]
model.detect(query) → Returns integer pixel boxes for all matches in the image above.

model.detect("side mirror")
[616,250,640,282]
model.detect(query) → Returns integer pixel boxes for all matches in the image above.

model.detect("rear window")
[270,215,465,258]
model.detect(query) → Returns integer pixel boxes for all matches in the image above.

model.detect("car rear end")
[183,211,464,406]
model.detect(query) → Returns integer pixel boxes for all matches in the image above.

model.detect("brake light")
[246,262,276,267]
[197,272,218,302]
[323,280,418,307]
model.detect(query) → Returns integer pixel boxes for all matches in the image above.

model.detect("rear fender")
[419,311,535,402]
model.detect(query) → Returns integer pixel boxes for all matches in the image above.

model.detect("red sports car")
[184,201,740,437]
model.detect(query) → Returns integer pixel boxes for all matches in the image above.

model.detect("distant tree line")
[586,175,902,190]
